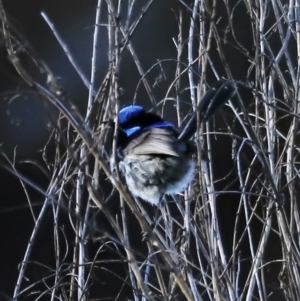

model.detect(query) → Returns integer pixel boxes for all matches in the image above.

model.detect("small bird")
[113,80,237,205]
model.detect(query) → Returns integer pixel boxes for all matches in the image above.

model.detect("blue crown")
[118,105,144,124]
[118,105,174,137]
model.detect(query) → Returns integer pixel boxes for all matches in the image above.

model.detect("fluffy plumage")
[113,80,237,205]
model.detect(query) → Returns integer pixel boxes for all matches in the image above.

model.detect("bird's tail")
[177,80,237,142]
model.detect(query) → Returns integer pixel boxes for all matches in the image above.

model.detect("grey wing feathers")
[123,128,180,157]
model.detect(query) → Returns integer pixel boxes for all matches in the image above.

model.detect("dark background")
[0,0,283,300]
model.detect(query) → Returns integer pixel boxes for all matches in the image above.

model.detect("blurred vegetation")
[0,1,299,301]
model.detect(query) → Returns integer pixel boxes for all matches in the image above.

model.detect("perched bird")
[113,80,237,205]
